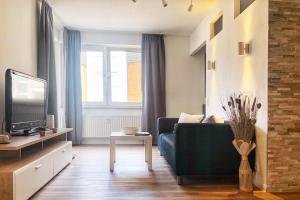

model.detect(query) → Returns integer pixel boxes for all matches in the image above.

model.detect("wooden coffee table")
[109,132,152,172]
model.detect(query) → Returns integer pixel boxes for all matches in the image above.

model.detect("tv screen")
[5,69,47,134]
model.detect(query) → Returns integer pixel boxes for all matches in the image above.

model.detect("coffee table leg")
[110,138,115,172]
[114,144,116,163]
[145,140,149,162]
[148,138,152,171]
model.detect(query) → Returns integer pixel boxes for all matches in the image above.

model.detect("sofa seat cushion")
[158,133,176,170]
[161,133,175,147]
[158,132,174,151]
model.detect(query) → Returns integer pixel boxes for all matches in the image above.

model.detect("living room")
[0,0,299,199]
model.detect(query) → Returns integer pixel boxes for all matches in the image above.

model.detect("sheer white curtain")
[53,24,66,128]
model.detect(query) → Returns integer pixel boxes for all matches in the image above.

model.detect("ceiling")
[49,0,217,35]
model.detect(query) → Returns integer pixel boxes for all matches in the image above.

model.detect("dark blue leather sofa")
[157,117,255,184]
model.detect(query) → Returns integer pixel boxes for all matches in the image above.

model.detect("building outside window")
[81,46,142,107]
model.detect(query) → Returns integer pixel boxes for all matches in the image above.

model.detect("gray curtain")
[141,34,166,144]
[64,28,83,145]
[37,0,58,126]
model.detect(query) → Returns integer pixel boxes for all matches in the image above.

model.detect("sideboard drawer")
[14,155,53,200]
[53,142,72,175]
[14,165,35,200]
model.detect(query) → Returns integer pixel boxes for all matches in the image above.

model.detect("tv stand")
[0,128,73,200]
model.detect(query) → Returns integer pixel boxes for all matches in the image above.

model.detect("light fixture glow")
[187,0,193,12]
[162,0,168,7]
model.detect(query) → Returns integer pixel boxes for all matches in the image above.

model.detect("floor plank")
[32,145,300,200]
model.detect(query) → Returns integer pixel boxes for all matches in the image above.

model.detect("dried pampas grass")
[222,93,262,142]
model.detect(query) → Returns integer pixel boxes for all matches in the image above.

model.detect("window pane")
[240,0,255,13]
[81,51,104,102]
[110,51,142,103]
[214,15,223,36]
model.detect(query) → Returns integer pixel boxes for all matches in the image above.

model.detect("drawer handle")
[35,164,42,170]
[62,149,66,153]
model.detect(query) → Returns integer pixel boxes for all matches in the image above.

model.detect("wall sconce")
[238,42,250,56]
[208,61,216,70]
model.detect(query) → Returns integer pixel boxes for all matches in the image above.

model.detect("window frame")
[81,44,142,109]
[81,45,107,107]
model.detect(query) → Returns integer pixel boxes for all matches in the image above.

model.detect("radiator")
[83,115,142,138]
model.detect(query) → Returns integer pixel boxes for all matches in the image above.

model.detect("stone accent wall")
[268,0,300,192]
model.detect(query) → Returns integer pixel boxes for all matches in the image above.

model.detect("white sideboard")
[0,129,73,200]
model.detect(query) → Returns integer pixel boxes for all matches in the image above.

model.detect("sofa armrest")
[157,117,179,135]
[173,123,255,176]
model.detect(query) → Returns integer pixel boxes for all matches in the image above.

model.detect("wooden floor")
[32,145,300,200]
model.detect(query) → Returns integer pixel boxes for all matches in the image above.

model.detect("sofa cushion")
[158,132,172,150]
[157,118,179,135]
[158,133,176,170]
[161,133,175,146]
[178,112,204,123]
[202,115,215,123]
[202,115,224,123]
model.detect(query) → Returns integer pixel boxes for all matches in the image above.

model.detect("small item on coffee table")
[40,131,46,137]
[134,132,150,136]
[135,132,150,136]
[51,128,58,133]
[121,127,138,135]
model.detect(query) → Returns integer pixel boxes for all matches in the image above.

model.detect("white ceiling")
[49,0,217,35]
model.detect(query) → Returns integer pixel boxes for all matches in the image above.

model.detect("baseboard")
[82,137,143,145]
[262,183,267,192]
[253,176,267,191]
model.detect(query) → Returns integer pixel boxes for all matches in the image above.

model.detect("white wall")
[81,30,141,47]
[190,0,268,190]
[165,36,205,117]
[79,31,206,144]
[81,31,205,118]
[0,0,37,126]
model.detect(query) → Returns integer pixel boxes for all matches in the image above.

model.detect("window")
[80,46,142,107]
[81,51,104,102]
[214,16,223,36]
[210,12,223,39]
[110,50,142,103]
[240,0,255,13]
[234,0,255,18]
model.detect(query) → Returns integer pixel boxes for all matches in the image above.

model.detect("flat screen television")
[5,69,47,136]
